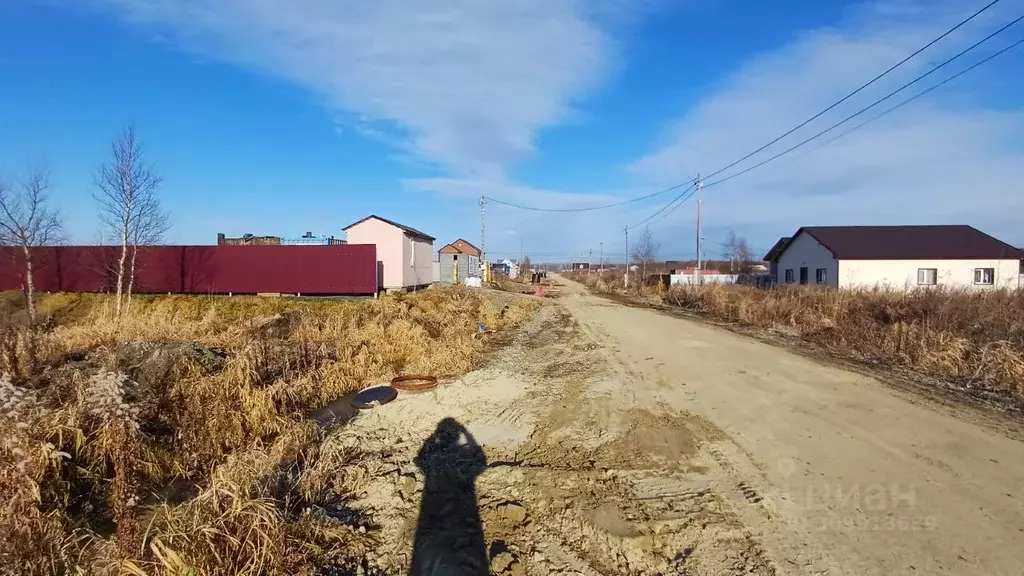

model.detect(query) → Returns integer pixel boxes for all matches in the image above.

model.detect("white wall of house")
[838,259,1019,290]
[775,231,838,286]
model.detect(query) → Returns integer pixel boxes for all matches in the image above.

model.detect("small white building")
[343,215,435,291]
[765,225,1023,290]
[501,258,520,279]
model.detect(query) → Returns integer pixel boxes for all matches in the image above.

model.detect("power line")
[702,0,1004,182]
[705,13,1024,189]
[795,34,1024,161]
[485,179,696,212]
[628,181,699,229]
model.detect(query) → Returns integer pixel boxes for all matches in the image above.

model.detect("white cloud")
[630,0,1024,246]
[91,0,616,175]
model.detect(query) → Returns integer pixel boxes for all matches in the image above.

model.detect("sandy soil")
[316,277,1024,575]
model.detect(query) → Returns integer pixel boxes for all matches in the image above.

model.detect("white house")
[343,215,435,291]
[765,225,1023,290]
[501,258,520,279]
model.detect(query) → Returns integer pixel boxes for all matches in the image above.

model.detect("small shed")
[343,215,435,290]
[438,238,481,284]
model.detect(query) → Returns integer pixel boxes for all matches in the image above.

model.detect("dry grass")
[0,286,537,574]
[569,271,1024,399]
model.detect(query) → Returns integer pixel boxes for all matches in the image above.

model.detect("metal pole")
[480,194,487,282]
[624,226,629,288]
[599,241,603,272]
[695,175,703,285]
[519,234,523,277]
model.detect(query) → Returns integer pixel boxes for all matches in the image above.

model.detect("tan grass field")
[0,287,536,575]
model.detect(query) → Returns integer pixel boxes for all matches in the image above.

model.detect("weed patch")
[0,287,536,573]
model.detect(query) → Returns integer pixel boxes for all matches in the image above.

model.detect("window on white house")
[974,268,994,285]
[816,268,827,284]
[785,269,794,283]
[917,268,937,285]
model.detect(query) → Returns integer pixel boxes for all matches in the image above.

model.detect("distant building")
[570,262,590,271]
[217,232,280,246]
[439,238,481,257]
[343,215,435,290]
[438,238,481,284]
[674,267,723,275]
[281,232,346,245]
[501,258,520,279]
[765,225,1024,289]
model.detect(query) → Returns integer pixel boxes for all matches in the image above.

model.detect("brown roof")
[342,215,435,242]
[452,238,481,254]
[762,237,792,262]
[791,225,1023,260]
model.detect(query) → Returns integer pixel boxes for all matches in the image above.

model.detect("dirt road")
[323,278,1024,575]
[555,275,1024,575]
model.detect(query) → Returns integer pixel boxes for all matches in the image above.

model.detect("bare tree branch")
[722,230,754,274]
[94,123,168,316]
[631,226,659,283]
[0,163,64,325]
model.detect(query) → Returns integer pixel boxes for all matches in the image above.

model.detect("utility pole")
[588,248,593,276]
[599,241,603,272]
[480,194,487,282]
[695,175,703,285]
[624,226,629,288]
[519,233,523,278]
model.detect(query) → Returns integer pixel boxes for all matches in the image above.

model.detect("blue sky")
[1,0,1022,262]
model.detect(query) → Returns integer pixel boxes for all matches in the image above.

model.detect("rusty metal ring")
[391,374,439,392]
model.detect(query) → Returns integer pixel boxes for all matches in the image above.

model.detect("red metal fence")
[0,245,378,295]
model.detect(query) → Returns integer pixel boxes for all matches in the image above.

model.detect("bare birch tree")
[631,225,659,283]
[0,164,64,326]
[94,124,166,316]
[721,230,753,274]
[124,192,169,312]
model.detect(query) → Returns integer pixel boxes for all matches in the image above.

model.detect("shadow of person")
[411,417,488,576]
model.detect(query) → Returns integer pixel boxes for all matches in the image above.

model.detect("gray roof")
[342,215,435,242]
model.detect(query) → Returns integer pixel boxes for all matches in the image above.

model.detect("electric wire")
[702,0,1004,182]
[704,14,1024,189]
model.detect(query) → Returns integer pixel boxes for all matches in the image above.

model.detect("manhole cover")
[351,385,398,409]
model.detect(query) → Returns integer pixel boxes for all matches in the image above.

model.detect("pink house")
[343,215,435,290]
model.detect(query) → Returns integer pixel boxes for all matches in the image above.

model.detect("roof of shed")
[792,225,1023,260]
[453,238,481,254]
[342,215,435,242]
